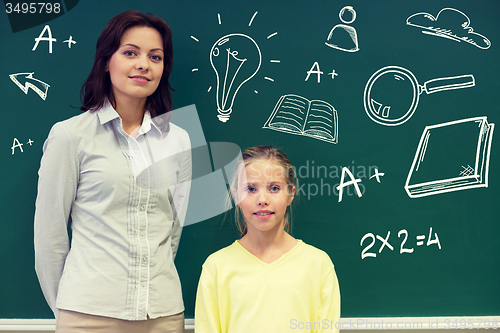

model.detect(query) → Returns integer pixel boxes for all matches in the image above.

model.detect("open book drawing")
[263,94,338,144]
[405,116,494,198]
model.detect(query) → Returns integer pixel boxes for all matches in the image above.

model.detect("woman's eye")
[150,55,162,61]
[124,50,136,56]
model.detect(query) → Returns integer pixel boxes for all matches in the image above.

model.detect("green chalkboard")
[1,0,499,320]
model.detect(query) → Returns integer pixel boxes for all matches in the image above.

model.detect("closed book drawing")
[263,94,338,144]
[405,116,494,198]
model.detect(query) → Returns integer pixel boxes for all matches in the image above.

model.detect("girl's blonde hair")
[230,145,296,237]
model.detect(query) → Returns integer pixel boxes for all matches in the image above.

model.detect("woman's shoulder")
[168,122,190,142]
[168,121,187,134]
[48,111,97,140]
[52,110,97,131]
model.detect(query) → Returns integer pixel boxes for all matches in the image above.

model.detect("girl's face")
[237,160,295,235]
[107,26,164,107]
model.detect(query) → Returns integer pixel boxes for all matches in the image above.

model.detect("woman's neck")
[113,98,146,135]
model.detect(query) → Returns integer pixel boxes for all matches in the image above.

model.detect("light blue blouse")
[34,103,191,320]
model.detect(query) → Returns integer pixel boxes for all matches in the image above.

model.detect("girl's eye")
[124,50,136,57]
[270,185,281,193]
[150,55,162,61]
[245,186,256,193]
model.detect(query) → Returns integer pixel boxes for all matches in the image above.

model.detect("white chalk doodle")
[191,12,277,122]
[63,36,77,48]
[305,62,339,83]
[369,168,385,183]
[305,62,323,83]
[361,227,441,259]
[406,8,491,50]
[11,138,35,155]
[210,33,262,122]
[263,94,338,144]
[325,6,359,52]
[405,116,494,198]
[31,25,77,53]
[9,72,50,100]
[249,11,258,26]
[328,69,339,79]
[11,138,23,154]
[364,66,475,126]
[336,167,363,202]
[32,25,57,53]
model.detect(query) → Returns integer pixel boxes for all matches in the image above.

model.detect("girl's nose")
[257,192,269,206]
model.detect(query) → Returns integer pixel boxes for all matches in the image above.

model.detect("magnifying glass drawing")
[363,66,475,126]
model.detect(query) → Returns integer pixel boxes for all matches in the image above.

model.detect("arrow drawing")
[9,72,50,100]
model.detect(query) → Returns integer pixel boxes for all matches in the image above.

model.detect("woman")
[34,10,191,332]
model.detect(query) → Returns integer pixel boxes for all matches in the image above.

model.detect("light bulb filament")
[222,48,247,110]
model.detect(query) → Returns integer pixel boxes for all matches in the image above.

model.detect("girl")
[34,10,191,333]
[195,146,340,332]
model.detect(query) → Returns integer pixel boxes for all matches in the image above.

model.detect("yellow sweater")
[195,240,340,333]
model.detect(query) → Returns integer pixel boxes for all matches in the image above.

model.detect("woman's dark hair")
[80,10,173,117]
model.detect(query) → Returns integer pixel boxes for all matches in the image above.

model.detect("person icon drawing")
[325,6,359,52]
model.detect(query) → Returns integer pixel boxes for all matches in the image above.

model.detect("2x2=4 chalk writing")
[360,227,441,259]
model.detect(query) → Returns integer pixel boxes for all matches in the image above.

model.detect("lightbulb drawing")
[190,11,279,122]
[210,33,262,122]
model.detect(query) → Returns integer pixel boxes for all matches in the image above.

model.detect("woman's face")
[107,26,164,107]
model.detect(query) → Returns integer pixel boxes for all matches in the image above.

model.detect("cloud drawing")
[406,8,491,50]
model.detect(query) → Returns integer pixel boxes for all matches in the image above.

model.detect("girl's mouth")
[254,211,274,219]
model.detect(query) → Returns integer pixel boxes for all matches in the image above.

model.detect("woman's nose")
[136,56,149,70]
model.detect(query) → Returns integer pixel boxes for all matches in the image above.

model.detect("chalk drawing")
[191,11,279,123]
[32,25,57,53]
[405,116,494,198]
[364,66,475,126]
[406,8,491,49]
[63,36,77,48]
[361,227,441,259]
[263,94,338,144]
[325,6,359,52]
[210,33,262,122]
[9,72,50,100]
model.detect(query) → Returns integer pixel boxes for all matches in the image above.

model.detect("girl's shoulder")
[203,241,241,265]
[295,241,335,269]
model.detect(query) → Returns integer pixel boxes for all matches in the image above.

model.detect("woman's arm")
[34,122,79,317]
[170,132,192,259]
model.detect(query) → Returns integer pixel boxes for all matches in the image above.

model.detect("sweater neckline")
[234,239,303,269]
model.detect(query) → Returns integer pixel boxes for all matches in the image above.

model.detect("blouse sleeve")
[170,131,191,259]
[318,264,341,333]
[195,265,221,333]
[34,122,79,317]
